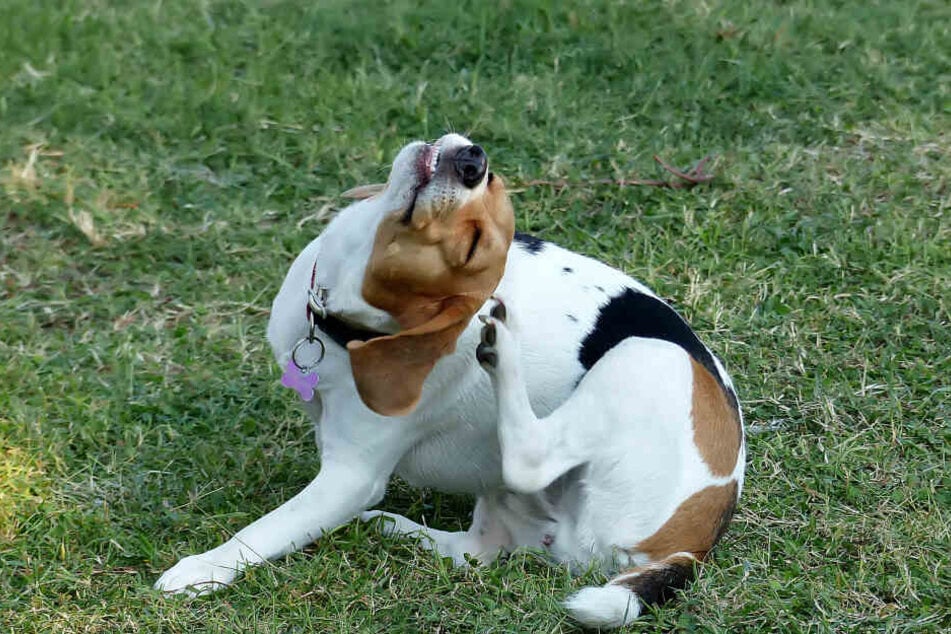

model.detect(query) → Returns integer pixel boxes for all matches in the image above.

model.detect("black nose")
[452,144,487,188]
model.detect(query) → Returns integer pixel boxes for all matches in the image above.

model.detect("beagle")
[155,133,745,629]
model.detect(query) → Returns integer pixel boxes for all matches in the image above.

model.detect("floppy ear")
[341,183,386,200]
[348,176,515,416]
[347,296,477,416]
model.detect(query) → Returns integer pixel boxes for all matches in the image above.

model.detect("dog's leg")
[155,458,391,596]
[478,299,596,494]
[360,496,511,566]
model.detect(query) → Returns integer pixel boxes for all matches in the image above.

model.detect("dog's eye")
[465,227,482,265]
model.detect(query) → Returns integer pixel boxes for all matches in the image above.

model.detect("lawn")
[1,0,948,632]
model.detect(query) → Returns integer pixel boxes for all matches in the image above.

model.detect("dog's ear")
[348,176,514,416]
[341,183,386,200]
[347,296,478,416]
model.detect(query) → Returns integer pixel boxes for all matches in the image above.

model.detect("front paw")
[154,553,238,597]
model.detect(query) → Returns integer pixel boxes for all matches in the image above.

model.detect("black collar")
[305,258,389,349]
[313,311,389,349]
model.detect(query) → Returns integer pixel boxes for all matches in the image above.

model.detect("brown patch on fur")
[691,359,741,477]
[633,480,738,561]
[348,175,515,416]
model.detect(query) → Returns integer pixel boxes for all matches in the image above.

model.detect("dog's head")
[346,134,515,416]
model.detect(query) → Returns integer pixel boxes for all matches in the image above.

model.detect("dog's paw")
[360,510,391,531]
[360,510,408,537]
[477,297,515,374]
[154,554,238,597]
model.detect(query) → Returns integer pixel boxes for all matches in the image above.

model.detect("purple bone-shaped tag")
[281,360,319,401]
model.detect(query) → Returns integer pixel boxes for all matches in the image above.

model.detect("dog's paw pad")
[478,298,514,372]
[476,342,498,368]
[480,320,497,346]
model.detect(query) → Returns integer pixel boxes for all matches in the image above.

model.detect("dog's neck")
[310,198,403,336]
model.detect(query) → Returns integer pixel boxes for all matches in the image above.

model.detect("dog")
[155,133,745,629]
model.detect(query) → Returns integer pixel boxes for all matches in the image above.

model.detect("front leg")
[155,459,389,596]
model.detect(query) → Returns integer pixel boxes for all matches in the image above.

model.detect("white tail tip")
[564,584,642,629]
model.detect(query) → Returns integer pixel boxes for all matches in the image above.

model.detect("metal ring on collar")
[291,336,326,373]
[307,287,328,319]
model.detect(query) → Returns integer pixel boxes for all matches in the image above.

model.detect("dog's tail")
[563,552,701,629]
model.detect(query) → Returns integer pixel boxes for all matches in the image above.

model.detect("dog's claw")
[490,298,507,322]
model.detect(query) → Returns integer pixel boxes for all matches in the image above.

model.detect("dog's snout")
[452,145,487,188]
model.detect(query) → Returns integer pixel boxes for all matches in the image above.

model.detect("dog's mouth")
[402,143,441,222]
[415,143,441,190]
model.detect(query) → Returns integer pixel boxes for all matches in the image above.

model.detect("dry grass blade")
[519,155,716,190]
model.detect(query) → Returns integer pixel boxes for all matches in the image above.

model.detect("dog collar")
[311,311,386,350]
[282,260,388,401]
[304,260,387,349]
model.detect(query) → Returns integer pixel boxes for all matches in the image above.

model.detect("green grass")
[1,0,948,631]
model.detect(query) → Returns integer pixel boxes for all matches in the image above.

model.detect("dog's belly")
[395,407,504,493]
[394,351,581,495]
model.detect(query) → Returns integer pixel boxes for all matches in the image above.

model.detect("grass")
[1,0,948,631]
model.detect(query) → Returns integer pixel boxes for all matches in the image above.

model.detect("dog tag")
[281,360,319,402]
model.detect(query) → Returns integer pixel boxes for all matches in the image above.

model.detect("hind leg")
[477,298,602,494]
[361,496,512,566]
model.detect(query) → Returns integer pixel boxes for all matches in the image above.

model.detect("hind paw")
[477,297,515,374]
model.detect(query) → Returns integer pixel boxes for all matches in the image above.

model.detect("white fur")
[564,585,642,629]
[155,134,745,627]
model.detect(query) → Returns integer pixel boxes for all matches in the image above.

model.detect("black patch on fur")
[487,171,495,184]
[513,232,545,254]
[618,560,696,608]
[562,266,573,274]
[566,314,578,323]
[578,288,735,406]
[594,285,605,293]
